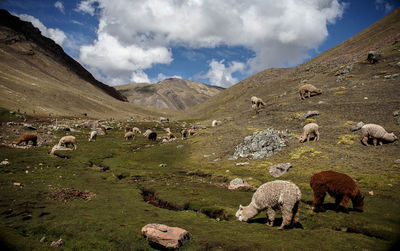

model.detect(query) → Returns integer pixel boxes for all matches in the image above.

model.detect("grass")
[0,118,399,250]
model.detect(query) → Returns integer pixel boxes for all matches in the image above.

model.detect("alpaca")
[299,84,322,100]
[58,136,77,150]
[89,131,97,142]
[310,170,364,213]
[148,132,157,141]
[360,123,397,146]
[14,133,37,146]
[299,123,320,143]
[236,180,301,229]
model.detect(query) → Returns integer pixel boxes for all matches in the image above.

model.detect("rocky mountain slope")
[0,10,162,119]
[116,78,224,110]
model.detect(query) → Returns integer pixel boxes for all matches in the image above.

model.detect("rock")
[228,178,250,189]
[176,145,183,149]
[394,159,400,165]
[50,238,64,248]
[212,158,221,162]
[397,62,400,68]
[13,182,22,186]
[393,73,399,78]
[50,144,73,156]
[367,51,380,64]
[141,223,191,250]
[369,191,374,196]
[23,123,36,130]
[159,117,169,123]
[159,163,167,167]
[397,117,400,125]
[393,111,399,117]
[350,122,365,132]
[227,155,238,160]
[235,162,249,166]
[384,75,392,79]
[234,128,291,159]
[317,101,324,104]
[268,163,293,178]
[40,236,47,243]
[298,111,319,120]
[0,160,9,166]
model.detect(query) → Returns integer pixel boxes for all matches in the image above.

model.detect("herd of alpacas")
[11,82,397,230]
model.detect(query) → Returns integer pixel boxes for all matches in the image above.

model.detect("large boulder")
[298,111,319,120]
[228,178,250,190]
[350,122,365,132]
[141,223,191,249]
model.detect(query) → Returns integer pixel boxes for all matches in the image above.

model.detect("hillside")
[0,10,160,119]
[116,78,223,110]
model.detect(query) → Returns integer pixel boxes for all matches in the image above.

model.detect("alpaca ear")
[239,205,243,209]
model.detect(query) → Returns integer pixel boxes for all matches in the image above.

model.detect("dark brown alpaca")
[310,170,364,213]
[14,133,37,146]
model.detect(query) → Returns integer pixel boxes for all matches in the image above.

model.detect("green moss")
[289,146,322,160]
[337,134,358,145]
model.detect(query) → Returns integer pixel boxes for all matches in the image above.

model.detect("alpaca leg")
[307,134,310,142]
[341,196,350,213]
[266,207,275,226]
[315,131,320,141]
[373,138,378,146]
[279,207,293,230]
[307,91,311,98]
[312,190,326,212]
[335,195,343,212]
[362,136,369,146]
[379,140,383,145]
[292,202,300,224]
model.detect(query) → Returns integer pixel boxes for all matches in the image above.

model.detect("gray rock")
[212,158,221,162]
[227,155,238,160]
[392,73,399,78]
[23,123,37,130]
[350,122,365,132]
[159,163,167,167]
[298,111,319,120]
[367,51,380,64]
[393,111,399,117]
[176,145,184,149]
[141,223,191,249]
[394,159,400,165]
[40,237,47,243]
[384,75,392,79]
[235,162,249,166]
[230,178,246,186]
[268,163,293,178]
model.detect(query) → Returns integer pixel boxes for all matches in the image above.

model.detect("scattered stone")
[317,101,325,104]
[350,122,365,132]
[212,158,221,162]
[40,237,47,243]
[394,159,400,165]
[203,154,211,158]
[373,75,380,79]
[90,161,110,171]
[384,75,392,79]
[392,73,399,78]
[13,182,22,186]
[227,155,238,160]
[364,97,368,100]
[141,223,191,250]
[268,163,293,178]
[23,124,37,130]
[397,117,400,125]
[301,79,308,83]
[50,238,64,248]
[369,191,374,196]
[234,128,291,159]
[298,111,319,120]
[176,145,184,149]
[228,178,250,190]
[367,51,380,64]
[393,111,399,117]
[235,162,249,166]
[159,163,167,167]
[397,62,400,68]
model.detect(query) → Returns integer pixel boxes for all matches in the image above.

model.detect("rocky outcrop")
[268,163,293,178]
[141,223,191,249]
[234,128,291,159]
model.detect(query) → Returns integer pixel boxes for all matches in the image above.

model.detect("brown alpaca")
[14,133,37,146]
[100,125,107,135]
[310,170,364,213]
[299,84,322,100]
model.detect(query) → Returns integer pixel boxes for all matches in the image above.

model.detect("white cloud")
[76,0,97,16]
[54,1,65,14]
[16,14,66,46]
[153,73,182,83]
[375,0,394,13]
[77,0,345,86]
[130,70,150,83]
[201,59,245,88]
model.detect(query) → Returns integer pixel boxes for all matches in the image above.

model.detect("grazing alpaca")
[299,123,320,143]
[125,131,135,140]
[58,136,77,150]
[299,84,322,100]
[360,123,397,146]
[14,133,37,146]
[235,180,301,229]
[310,170,364,213]
[89,131,97,142]
[148,132,157,141]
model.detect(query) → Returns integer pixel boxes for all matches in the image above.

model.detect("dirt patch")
[47,188,96,202]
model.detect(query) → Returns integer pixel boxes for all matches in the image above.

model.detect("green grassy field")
[0,115,399,250]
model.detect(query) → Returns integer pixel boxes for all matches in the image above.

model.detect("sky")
[0,0,399,87]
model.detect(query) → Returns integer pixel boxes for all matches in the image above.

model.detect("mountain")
[116,78,224,110]
[182,7,400,126]
[0,10,159,119]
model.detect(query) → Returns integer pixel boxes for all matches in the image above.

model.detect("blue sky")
[0,0,398,87]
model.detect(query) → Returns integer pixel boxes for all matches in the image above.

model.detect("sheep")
[89,131,97,142]
[14,133,37,146]
[58,136,77,150]
[235,180,301,230]
[148,132,157,141]
[299,84,322,100]
[251,96,265,108]
[132,127,141,134]
[299,123,320,143]
[143,129,153,137]
[310,170,364,213]
[360,123,398,146]
[124,131,135,140]
[212,120,221,127]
